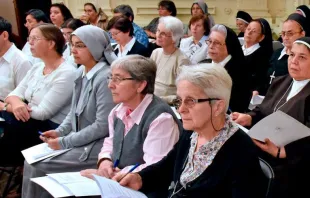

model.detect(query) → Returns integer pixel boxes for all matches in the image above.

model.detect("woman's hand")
[80,169,98,179]
[46,138,61,150]
[253,138,286,158]
[252,91,259,96]
[112,173,143,190]
[231,112,252,126]
[98,159,115,179]
[11,101,32,122]
[42,130,59,139]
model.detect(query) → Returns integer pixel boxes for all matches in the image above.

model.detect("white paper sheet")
[93,174,147,198]
[22,143,72,164]
[236,123,249,133]
[248,110,310,146]
[248,95,265,110]
[31,177,73,198]
[47,172,92,184]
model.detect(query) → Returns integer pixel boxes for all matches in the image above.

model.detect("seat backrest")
[272,41,284,52]
[259,157,275,197]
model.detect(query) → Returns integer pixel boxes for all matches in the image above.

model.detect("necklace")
[273,81,293,112]
[156,48,177,77]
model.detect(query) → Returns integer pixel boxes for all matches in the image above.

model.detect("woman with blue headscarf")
[22,25,116,198]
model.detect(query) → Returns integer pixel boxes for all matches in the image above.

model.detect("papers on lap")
[248,110,310,146]
[21,143,72,164]
[31,172,147,198]
[93,174,147,198]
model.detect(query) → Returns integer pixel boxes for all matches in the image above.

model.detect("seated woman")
[22,9,49,64]
[143,0,177,39]
[242,18,273,94]
[232,37,310,198]
[151,16,190,104]
[113,64,266,198]
[202,24,251,112]
[49,3,73,29]
[236,11,252,38]
[22,25,116,198]
[61,18,85,65]
[107,15,149,57]
[81,55,182,179]
[0,24,76,166]
[180,14,210,64]
[80,2,109,30]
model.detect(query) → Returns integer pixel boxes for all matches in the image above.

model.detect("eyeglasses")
[27,36,46,43]
[109,31,121,37]
[63,32,73,37]
[71,43,87,49]
[172,97,220,110]
[206,39,225,48]
[107,76,135,85]
[281,31,302,37]
[156,29,172,38]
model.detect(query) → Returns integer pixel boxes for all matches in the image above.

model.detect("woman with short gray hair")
[81,55,182,180]
[151,16,190,104]
[113,64,266,198]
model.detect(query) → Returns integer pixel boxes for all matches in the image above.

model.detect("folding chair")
[259,157,275,198]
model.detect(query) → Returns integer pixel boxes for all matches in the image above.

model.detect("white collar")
[115,37,136,57]
[2,44,17,63]
[212,55,232,67]
[82,62,105,80]
[287,78,310,101]
[278,47,288,60]
[242,43,260,56]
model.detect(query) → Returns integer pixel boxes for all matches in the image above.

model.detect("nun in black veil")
[200,24,252,112]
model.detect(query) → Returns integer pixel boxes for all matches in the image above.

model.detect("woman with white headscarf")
[22,25,116,198]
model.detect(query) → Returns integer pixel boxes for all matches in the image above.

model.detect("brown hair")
[188,14,210,36]
[33,23,65,55]
[107,15,134,36]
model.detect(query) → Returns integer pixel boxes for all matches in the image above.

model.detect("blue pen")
[228,107,232,114]
[118,163,140,182]
[113,159,119,168]
[38,131,44,136]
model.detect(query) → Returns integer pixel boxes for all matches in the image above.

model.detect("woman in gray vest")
[113,64,266,198]
[22,25,116,198]
[81,55,182,179]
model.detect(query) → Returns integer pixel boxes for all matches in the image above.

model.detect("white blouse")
[8,61,76,124]
[180,35,209,64]
[22,42,42,65]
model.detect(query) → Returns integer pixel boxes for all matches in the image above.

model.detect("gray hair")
[159,16,184,47]
[211,24,227,38]
[176,64,232,112]
[111,55,157,94]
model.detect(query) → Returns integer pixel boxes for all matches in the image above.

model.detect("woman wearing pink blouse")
[81,55,182,178]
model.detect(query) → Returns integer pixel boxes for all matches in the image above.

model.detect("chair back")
[259,157,275,198]
[272,41,283,51]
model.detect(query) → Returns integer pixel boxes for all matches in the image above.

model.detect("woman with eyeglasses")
[151,16,190,104]
[107,15,149,58]
[22,9,49,64]
[0,24,76,167]
[22,25,116,198]
[242,18,273,93]
[201,24,251,112]
[80,55,181,183]
[143,0,177,39]
[61,18,85,66]
[112,64,266,198]
[232,37,310,198]
[256,13,309,96]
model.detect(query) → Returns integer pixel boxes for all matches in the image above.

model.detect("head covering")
[286,13,310,37]
[294,36,310,49]
[256,18,273,57]
[296,5,310,18]
[236,11,252,24]
[71,25,116,64]
[191,1,208,14]
[222,25,245,62]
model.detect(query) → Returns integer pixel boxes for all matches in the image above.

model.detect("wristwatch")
[2,103,8,111]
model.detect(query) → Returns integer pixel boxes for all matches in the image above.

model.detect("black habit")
[248,75,310,198]
[138,129,267,198]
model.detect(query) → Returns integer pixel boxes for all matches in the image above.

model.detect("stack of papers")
[247,111,310,146]
[21,143,72,164]
[31,172,147,198]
